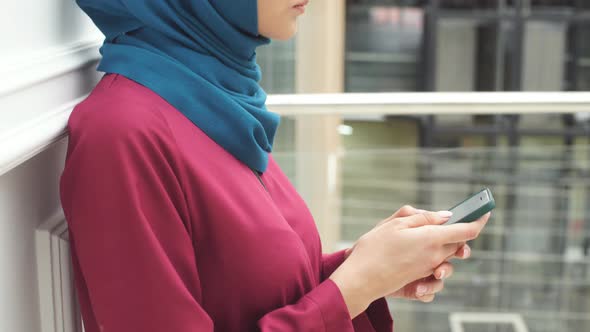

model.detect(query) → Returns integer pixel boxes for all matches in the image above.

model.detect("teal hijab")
[77,0,280,173]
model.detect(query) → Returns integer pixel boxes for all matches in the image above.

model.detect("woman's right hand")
[329,210,489,318]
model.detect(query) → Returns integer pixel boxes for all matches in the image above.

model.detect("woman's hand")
[389,242,472,303]
[343,205,473,303]
[329,207,490,318]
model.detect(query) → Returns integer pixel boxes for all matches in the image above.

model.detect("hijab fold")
[77,0,280,173]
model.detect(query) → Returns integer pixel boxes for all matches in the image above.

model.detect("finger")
[434,212,490,244]
[417,293,436,303]
[415,278,444,297]
[433,261,454,280]
[453,243,471,259]
[377,205,426,228]
[441,242,463,261]
[473,212,491,224]
[397,210,453,229]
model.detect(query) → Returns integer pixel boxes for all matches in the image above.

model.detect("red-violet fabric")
[59,73,394,332]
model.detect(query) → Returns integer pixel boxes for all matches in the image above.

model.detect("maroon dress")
[59,73,394,331]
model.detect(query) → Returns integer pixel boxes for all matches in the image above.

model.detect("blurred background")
[0,1,588,332]
[257,1,590,331]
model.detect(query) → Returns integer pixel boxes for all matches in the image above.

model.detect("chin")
[261,23,298,41]
[273,31,296,41]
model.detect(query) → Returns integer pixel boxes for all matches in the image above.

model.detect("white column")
[294,0,345,252]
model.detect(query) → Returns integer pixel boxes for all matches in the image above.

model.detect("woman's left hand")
[387,260,454,302]
[343,205,471,303]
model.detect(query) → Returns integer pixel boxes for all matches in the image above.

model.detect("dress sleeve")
[322,249,348,280]
[322,250,395,331]
[259,249,395,331]
[59,109,214,331]
[257,279,355,331]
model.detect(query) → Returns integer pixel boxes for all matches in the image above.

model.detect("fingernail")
[438,270,446,280]
[463,246,471,258]
[416,285,427,296]
[437,211,453,218]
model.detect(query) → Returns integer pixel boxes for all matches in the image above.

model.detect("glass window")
[257,39,297,157]
[346,2,424,92]
[345,0,590,92]
[257,39,296,94]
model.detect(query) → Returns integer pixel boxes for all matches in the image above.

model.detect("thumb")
[397,210,453,229]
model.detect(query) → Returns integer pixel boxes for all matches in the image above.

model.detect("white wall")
[0,1,103,331]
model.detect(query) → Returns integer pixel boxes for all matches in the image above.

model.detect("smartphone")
[444,188,495,225]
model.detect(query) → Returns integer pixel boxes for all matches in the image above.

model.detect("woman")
[59,0,490,331]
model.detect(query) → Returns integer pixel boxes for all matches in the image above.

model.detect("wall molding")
[0,39,102,97]
[0,38,102,177]
[36,209,82,332]
[0,97,84,177]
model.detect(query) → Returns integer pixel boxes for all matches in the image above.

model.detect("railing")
[267,92,590,115]
[2,92,590,177]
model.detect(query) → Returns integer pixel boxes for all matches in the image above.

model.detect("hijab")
[76,0,280,173]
